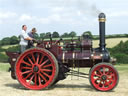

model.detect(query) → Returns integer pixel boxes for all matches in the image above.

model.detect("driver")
[19,25,33,53]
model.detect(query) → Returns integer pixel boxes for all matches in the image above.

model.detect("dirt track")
[0,71,128,96]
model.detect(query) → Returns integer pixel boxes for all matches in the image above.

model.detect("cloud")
[107,11,128,17]
[18,13,61,24]
[0,11,18,24]
[19,14,32,21]
[0,11,17,19]
[52,7,64,13]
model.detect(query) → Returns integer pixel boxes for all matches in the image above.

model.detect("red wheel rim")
[16,49,57,90]
[90,64,118,91]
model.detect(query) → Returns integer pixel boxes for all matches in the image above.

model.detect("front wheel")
[89,63,119,91]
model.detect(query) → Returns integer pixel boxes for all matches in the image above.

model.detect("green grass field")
[0,63,10,71]
[1,44,18,49]
[93,38,128,48]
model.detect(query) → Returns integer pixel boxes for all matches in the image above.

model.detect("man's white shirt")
[19,30,29,45]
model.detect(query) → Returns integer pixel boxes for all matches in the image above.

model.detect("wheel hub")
[101,75,107,80]
[33,66,39,72]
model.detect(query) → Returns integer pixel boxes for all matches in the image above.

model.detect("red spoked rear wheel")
[89,63,119,91]
[15,48,58,90]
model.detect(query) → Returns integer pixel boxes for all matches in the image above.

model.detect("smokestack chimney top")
[99,13,106,18]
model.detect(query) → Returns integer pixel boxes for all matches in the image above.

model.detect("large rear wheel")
[89,63,119,91]
[15,48,58,90]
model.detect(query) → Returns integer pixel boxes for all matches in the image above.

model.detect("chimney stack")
[98,13,106,52]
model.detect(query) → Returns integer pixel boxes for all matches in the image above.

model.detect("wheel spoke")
[38,75,41,85]
[105,70,109,75]
[31,53,36,63]
[40,59,49,67]
[34,73,37,85]
[39,73,47,82]
[110,73,115,77]
[22,70,32,75]
[108,78,114,82]
[95,78,101,81]
[95,72,101,77]
[28,75,34,84]
[107,73,115,80]
[41,69,52,72]
[24,72,33,80]
[22,60,31,66]
[41,71,51,78]
[36,53,40,64]
[43,64,52,68]
[97,69,102,75]
[102,83,105,88]
[22,67,32,70]
[39,55,44,64]
[27,57,34,65]
[103,67,105,75]
[104,80,111,86]
[95,80,103,88]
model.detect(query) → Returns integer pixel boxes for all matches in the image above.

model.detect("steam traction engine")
[6,13,119,91]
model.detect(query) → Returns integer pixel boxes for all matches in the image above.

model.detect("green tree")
[69,31,76,37]
[10,36,19,45]
[45,32,51,39]
[82,31,93,39]
[109,40,128,64]
[0,40,2,46]
[52,31,59,38]
[33,33,40,40]
[124,34,128,37]
[40,33,46,40]
[1,37,11,45]
[61,32,69,38]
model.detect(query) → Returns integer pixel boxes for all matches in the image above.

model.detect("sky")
[0,0,128,40]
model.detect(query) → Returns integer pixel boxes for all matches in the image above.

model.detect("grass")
[0,63,10,71]
[115,64,128,72]
[93,38,128,48]
[1,44,18,49]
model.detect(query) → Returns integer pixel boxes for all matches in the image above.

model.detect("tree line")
[0,31,92,45]
[109,40,128,64]
[0,31,128,46]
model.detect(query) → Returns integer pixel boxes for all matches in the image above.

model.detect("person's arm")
[24,37,33,40]
[23,32,33,40]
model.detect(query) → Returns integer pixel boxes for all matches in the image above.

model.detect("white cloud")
[19,14,32,21]
[49,14,61,22]
[0,11,17,19]
[39,18,50,24]
[107,11,128,17]
[19,14,50,24]
[18,13,61,24]
[52,7,64,13]
[0,11,18,24]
